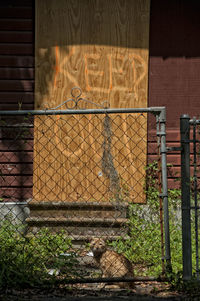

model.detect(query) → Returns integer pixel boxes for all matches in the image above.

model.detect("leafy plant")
[110,161,200,279]
[110,161,183,277]
[0,221,78,289]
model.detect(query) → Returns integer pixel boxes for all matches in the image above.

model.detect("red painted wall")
[149,0,200,128]
[0,0,34,110]
[1,0,200,199]
[149,0,200,187]
[0,0,34,201]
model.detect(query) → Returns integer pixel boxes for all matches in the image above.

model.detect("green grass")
[110,162,200,280]
[0,221,78,288]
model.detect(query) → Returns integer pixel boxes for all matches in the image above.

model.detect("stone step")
[28,201,128,219]
[70,234,130,249]
[26,217,128,236]
[29,209,125,219]
[69,234,127,242]
[26,201,129,239]
[26,216,127,226]
[28,226,128,237]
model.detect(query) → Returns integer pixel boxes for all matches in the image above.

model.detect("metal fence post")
[180,114,192,280]
[159,108,172,272]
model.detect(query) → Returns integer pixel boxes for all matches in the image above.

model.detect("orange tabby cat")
[90,238,134,289]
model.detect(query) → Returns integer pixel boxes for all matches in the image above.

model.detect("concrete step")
[26,216,127,226]
[28,201,128,219]
[26,201,129,238]
[26,217,128,237]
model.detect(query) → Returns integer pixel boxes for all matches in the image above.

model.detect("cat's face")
[90,238,107,254]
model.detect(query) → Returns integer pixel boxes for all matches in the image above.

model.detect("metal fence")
[0,94,170,288]
[180,115,200,281]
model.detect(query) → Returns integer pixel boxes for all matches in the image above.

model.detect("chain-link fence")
[179,115,200,281]
[0,101,170,288]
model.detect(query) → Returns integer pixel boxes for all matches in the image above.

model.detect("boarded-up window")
[34,0,150,203]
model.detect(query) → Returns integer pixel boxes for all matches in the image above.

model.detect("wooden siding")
[1,0,200,201]
[149,0,200,189]
[0,0,34,201]
[0,0,34,111]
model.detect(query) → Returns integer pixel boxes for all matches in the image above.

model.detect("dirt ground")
[0,281,196,301]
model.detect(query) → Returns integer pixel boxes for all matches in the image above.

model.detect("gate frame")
[180,114,200,281]
[0,106,171,281]
[180,115,193,280]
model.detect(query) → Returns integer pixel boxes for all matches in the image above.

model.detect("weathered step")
[26,217,128,236]
[69,235,128,242]
[26,216,127,226]
[28,201,128,219]
[26,201,129,238]
[28,226,128,237]
[69,235,130,249]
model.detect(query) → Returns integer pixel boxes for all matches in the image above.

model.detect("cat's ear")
[90,238,95,245]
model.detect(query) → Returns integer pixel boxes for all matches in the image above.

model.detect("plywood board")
[34,0,150,203]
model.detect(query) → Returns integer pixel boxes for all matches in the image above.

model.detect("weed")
[110,161,183,277]
[0,220,78,289]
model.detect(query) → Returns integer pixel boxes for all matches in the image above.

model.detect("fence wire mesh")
[189,118,200,279]
[179,116,200,280]
[0,107,168,288]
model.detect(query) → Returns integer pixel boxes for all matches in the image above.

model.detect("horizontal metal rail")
[0,105,171,281]
[47,276,166,285]
[0,107,165,116]
[190,119,200,125]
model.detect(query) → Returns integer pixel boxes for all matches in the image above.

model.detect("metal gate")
[0,92,170,288]
[180,114,200,280]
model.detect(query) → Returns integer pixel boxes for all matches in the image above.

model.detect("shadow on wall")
[150,0,200,58]
[2,0,200,200]
[0,117,33,202]
[34,0,150,109]
[148,0,200,130]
